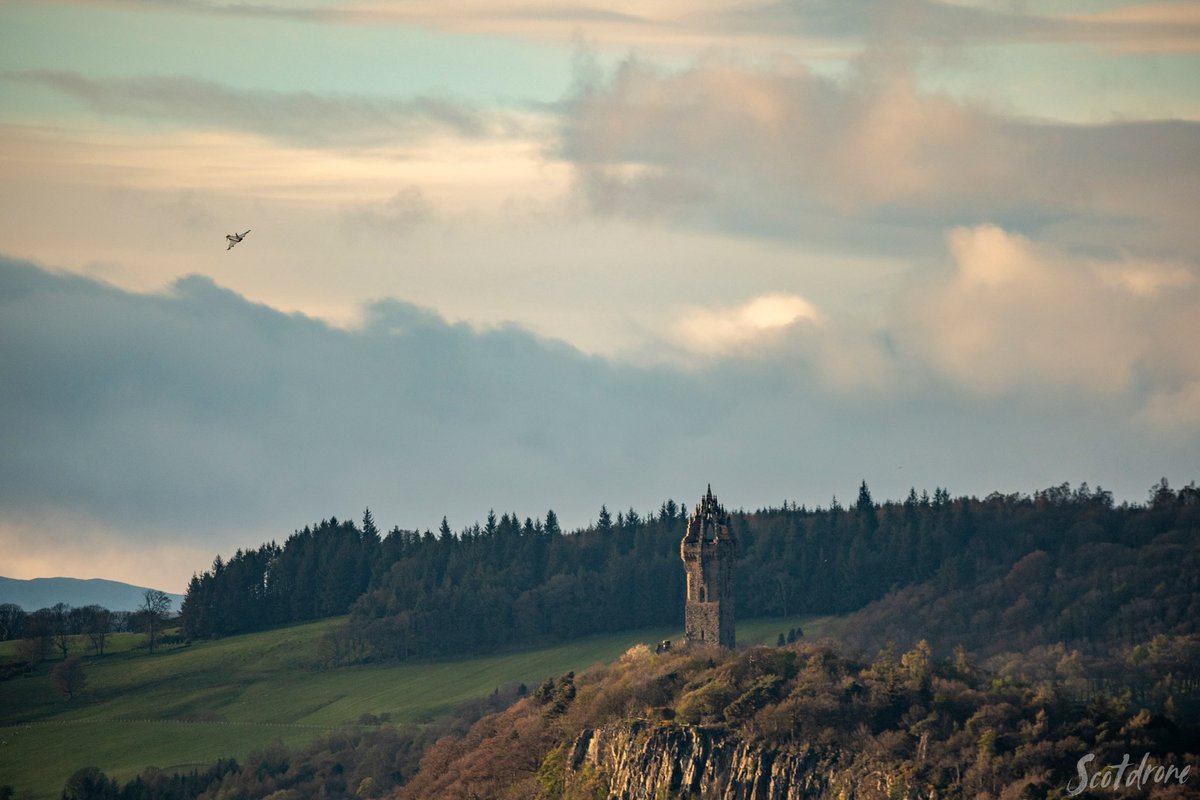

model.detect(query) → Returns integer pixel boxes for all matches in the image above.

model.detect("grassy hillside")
[0,631,148,661]
[0,615,830,799]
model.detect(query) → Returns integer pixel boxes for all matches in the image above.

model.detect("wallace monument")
[681,485,737,648]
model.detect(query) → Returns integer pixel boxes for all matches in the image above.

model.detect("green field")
[0,615,830,799]
[0,631,150,661]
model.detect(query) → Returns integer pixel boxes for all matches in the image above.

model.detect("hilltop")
[396,637,1200,799]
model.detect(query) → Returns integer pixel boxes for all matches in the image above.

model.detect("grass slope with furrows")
[0,615,831,799]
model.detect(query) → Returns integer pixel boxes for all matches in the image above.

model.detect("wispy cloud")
[38,0,1200,53]
[720,0,1200,53]
[340,0,1200,54]
[2,70,513,147]
[38,0,338,23]
[0,119,561,213]
[1062,2,1200,54]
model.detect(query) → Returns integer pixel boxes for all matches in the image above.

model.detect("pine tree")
[362,508,380,540]
[597,505,613,533]
[857,480,878,531]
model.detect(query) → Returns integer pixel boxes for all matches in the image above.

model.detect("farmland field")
[0,614,832,798]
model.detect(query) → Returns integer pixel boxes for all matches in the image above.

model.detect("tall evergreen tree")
[856,480,878,531]
[362,508,379,540]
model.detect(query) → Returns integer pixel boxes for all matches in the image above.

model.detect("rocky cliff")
[566,720,914,800]
[395,640,1199,800]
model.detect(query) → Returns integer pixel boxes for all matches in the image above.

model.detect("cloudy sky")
[1,0,1198,592]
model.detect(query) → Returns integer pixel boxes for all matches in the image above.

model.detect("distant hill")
[0,576,184,612]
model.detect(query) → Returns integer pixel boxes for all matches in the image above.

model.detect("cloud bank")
[2,253,1197,590]
[897,225,1200,400]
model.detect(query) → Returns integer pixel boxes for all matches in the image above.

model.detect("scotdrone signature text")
[1067,753,1190,795]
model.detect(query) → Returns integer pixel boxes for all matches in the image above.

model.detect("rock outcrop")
[566,721,871,800]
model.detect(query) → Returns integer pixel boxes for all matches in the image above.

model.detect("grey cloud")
[2,255,1197,566]
[0,256,716,539]
[3,71,506,147]
[558,56,1200,258]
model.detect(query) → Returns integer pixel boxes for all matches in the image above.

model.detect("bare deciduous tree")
[140,589,172,653]
[0,603,25,641]
[51,603,72,659]
[82,605,112,656]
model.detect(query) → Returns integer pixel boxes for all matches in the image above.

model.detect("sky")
[1,0,1198,593]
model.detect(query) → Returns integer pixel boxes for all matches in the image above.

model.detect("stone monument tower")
[681,485,736,648]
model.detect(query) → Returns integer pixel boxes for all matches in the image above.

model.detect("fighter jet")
[225,229,251,250]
